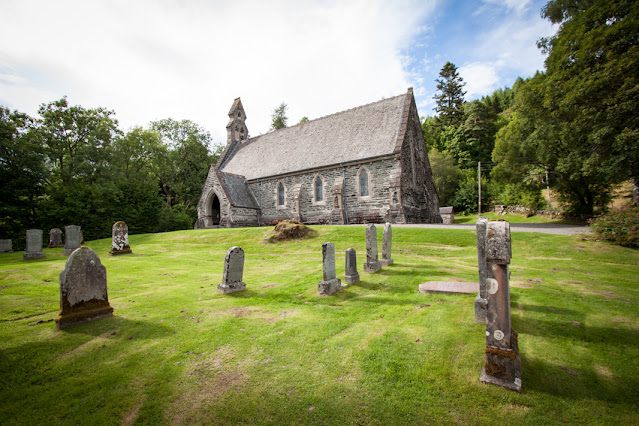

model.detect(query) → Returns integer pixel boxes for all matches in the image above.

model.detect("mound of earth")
[265,220,317,243]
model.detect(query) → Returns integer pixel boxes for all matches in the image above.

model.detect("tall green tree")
[433,61,466,128]
[270,102,288,130]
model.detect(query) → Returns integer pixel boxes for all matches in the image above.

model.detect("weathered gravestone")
[23,229,45,260]
[318,242,342,296]
[55,247,114,330]
[218,246,247,294]
[381,222,393,266]
[474,217,489,323]
[109,221,132,255]
[48,228,63,248]
[0,239,13,253]
[344,248,360,285]
[363,224,381,273]
[63,225,82,255]
[479,220,522,392]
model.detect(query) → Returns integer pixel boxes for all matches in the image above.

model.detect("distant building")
[196,88,442,228]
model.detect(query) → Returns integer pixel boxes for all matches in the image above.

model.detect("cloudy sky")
[0,0,555,146]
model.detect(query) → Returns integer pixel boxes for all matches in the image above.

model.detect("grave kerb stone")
[23,229,45,260]
[381,222,394,266]
[318,242,342,296]
[218,246,247,294]
[344,248,360,285]
[55,247,113,329]
[363,224,381,273]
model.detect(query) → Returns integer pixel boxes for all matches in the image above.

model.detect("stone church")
[195,88,442,229]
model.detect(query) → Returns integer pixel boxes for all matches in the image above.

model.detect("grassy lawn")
[454,213,568,224]
[1,226,638,424]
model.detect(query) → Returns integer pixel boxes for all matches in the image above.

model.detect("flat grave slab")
[418,281,479,295]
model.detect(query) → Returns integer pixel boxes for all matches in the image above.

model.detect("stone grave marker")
[48,228,63,248]
[479,220,522,392]
[318,242,342,296]
[55,247,113,329]
[474,217,489,323]
[0,239,13,253]
[218,246,247,294]
[381,222,393,266]
[109,221,132,255]
[344,248,360,285]
[63,225,82,255]
[23,229,45,260]
[363,224,381,273]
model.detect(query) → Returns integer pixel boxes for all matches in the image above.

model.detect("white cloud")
[0,0,437,143]
[458,63,500,99]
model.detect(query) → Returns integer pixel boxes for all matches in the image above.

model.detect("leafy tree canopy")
[271,102,288,130]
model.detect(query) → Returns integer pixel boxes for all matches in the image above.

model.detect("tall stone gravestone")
[363,224,381,273]
[63,225,82,255]
[381,222,393,266]
[474,217,489,323]
[479,220,522,392]
[318,242,342,296]
[218,246,247,294]
[48,228,63,248]
[55,247,113,329]
[0,239,13,253]
[344,248,360,285]
[23,229,45,260]
[109,221,132,255]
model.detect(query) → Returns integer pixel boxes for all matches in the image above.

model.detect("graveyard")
[0,225,638,424]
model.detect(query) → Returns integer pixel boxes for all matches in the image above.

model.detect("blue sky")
[0,0,555,145]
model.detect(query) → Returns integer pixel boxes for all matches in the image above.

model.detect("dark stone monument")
[381,222,393,266]
[48,228,63,248]
[474,217,489,323]
[23,229,45,260]
[318,242,342,296]
[344,248,360,285]
[0,239,13,253]
[218,246,247,294]
[55,247,113,329]
[109,221,132,255]
[479,220,522,392]
[363,224,381,273]
[63,225,82,255]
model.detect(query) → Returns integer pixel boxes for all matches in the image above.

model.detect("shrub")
[589,205,639,247]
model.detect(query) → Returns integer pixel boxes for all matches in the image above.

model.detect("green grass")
[1,226,638,425]
[455,212,572,224]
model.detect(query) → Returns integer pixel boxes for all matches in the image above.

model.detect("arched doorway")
[211,194,221,225]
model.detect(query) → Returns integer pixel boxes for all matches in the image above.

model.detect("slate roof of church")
[218,90,412,180]
[216,171,260,209]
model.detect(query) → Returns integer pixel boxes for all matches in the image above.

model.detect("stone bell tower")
[226,98,248,144]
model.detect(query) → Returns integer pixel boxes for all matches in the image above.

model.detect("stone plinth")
[63,225,82,255]
[109,221,132,255]
[475,217,489,323]
[48,228,63,248]
[344,248,360,285]
[381,222,393,266]
[0,239,13,253]
[363,224,381,273]
[218,246,246,294]
[23,229,45,260]
[318,242,341,296]
[418,281,479,295]
[55,247,113,329]
[480,220,522,392]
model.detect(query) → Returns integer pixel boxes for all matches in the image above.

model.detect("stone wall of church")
[196,167,232,229]
[226,206,260,228]
[248,157,401,226]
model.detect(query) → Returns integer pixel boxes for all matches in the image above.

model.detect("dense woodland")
[1,0,637,249]
[424,0,638,216]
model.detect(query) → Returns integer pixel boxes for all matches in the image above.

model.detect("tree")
[0,107,48,248]
[427,148,463,207]
[270,102,288,130]
[298,116,309,125]
[433,62,466,128]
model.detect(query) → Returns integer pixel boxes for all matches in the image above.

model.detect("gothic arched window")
[277,182,285,206]
[314,176,323,203]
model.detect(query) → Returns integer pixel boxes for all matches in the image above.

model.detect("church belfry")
[226,98,248,144]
